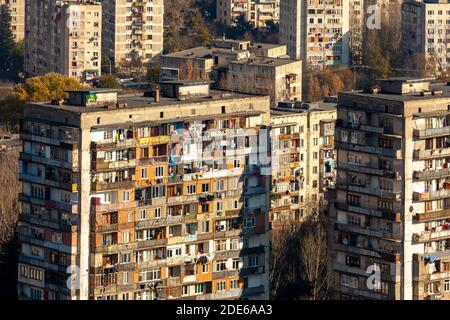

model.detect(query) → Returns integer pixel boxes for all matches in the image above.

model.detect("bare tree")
[0,148,20,247]
[299,214,329,300]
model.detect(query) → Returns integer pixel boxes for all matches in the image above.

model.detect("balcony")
[414,148,450,160]
[335,223,400,241]
[340,183,401,200]
[244,186,266,195]
[335,141,402,159]
[337,162,401,180]
[91,180,134,192]
[137,135,170,146]
[335,202,402,222]
[413,229,450,243]
[414,126,450,139]
[413,189,450,201]
[241,265,265,276]
[167,194,198,205]
[414,168,450,181]
[334,243,400,263]
[414,209,450,222]
[91,139,135,151]
[241,285,265,298]
[91,159,136,171]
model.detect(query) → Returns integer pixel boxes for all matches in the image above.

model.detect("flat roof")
[27,90,269,114]
[340,83,450,102]
[231,57,299,67]
[65,88,121,93]
[270,101,337,117]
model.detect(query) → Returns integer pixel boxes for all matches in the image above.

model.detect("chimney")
[154,88,160,102]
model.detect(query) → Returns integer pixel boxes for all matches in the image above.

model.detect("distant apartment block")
[17,83,271,300]
[279,0,350,68]
[1,0,25,41]
[160,39,302,107]
[402,0,450,73]
[331,77,450,300]
[24,0,101,81]
[269,101,336,230]
[216,0,280,28]
[102,0,164,69]
[350,0,401,65]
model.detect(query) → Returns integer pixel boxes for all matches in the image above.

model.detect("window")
[215,260,227,272]
[122,191,130,202]
[202,183,209,193]
[155,166,164,177]
[249,255,259,267]
[194,283,204,294]
[244,217,255,228]
[215,240,227,252]
[30,287,43,300]
[216,179,225,191]
[120,253,131,264]
[232,258,240,270]
[230,279,239,290]
[341,274,358,288]
[187,185,196,194]
[445,280,450,292]
[29,267,43,281]
[232,200,239,209]
[346,255,360,267]
[230,239,239,250]
[123,232,130,243]
[138,269,161,282]
[182,285,189,296]
[216,281,226,292]
[202,264,209,273]
[139,209,147,221]
[154,207,161,218]
[141,168,148,179]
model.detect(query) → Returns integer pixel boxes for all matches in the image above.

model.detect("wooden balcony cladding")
[414,209,450,222]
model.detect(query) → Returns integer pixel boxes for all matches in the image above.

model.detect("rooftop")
[231,56,299,67]
[27,89,267,114]
[271,100,337,117]
[340,83,450,102]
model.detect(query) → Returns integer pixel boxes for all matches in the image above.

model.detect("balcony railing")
[414,126,450,139]
[335,141,402,158]
[414,148,450,160]
[413,229,450,243]
[414,168,450,181]
[414,209,450,222]
[338,162,401,180]
[91,180,134,192]
[413,189,450,201]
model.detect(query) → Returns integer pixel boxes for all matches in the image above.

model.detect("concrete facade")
[331,78,450,300]
[102,0,164,69]
[402,0,450,73]
[1,0,25,41]
[269,101,336,230]
[17,84,271,300]
[24,0,102,81]
[216,0,280,27]
[160,39,302,107]
[279,0,350,68]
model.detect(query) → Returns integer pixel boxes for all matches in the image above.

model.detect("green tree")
[96,75,120,89]
[0,5,23,80]
[232,13,253,38]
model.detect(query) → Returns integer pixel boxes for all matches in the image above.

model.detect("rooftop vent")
[432,89,443,95]
[420,91,432,96]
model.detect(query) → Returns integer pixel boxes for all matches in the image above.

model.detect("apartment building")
[1,0,25,41]
[160,39,302,107]
[402,0,450,73]
[17,82,271,300]
[24,0,101,81]
[269,100,336,230]
[350,0,401,65]
[279,0,350,68]
[102,0,164,70]
[331,77,450,300]
[216,0,280,27]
